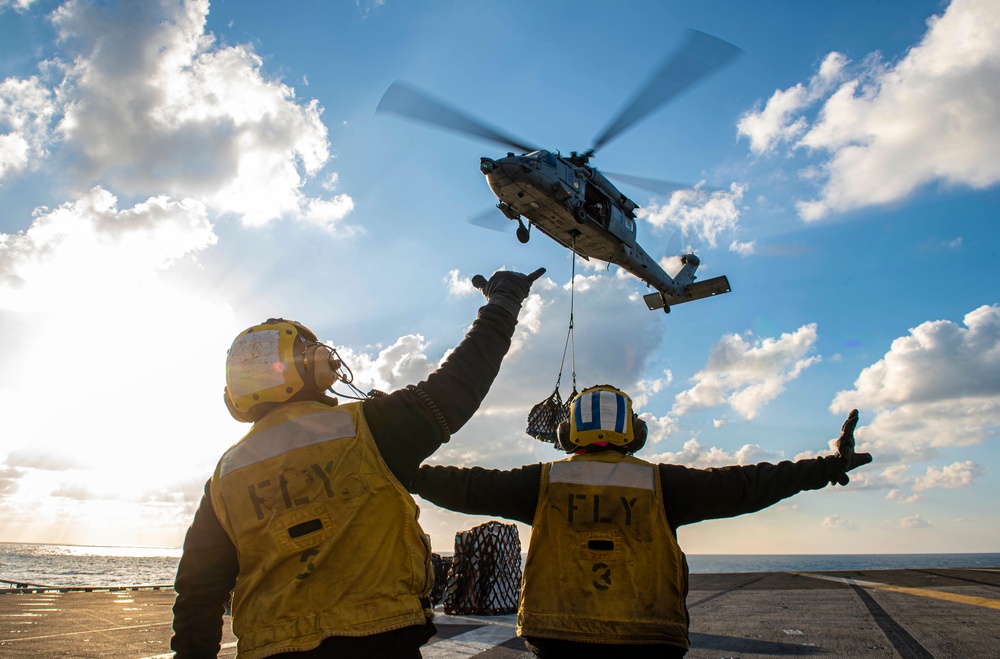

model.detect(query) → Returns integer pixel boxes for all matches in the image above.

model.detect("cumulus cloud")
[348,269,673,466]
[821,514,858,531]
[335,335,437,394]
[0,0,38,11]
[672,324,821,420]
[830,460,986,496]
[445,269,477,297]
[0,467,24,496]
[912,460,986,491]
[0,187,216,307]
[5,447,86,472]
[738,52,848,155]
[831,305,1000,462]
[630,371,672,409]
[900,514,932,529]
[50,483,96,501]
[739,0,1000,220]
[644,436,783,468]
[0,182,241,513]
[887,489,922,504]
[0,76,56,180]
[833,305,1000,409]
[3,0,350,228]
[637,183,747,251]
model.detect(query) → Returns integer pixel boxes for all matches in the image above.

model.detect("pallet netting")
[430,553,453,606]
[443,521,522,615]
[525,387,570,444]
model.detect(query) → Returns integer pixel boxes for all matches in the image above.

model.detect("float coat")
[517,451,689,649]
[210,400,432,659]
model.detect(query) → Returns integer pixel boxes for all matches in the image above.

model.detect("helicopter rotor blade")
[603,171,694,197]
[590,29,742,153]
[377,81,539,154]
[469,207,514,233]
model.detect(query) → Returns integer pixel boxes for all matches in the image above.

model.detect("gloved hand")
[471,267,546,317]
[829,409,873,486]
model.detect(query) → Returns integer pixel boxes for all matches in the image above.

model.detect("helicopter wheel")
[574,206,587,224]
[663,305,671,314]
[516,223,530,244]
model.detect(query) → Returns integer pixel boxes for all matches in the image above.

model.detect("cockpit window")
[525,150,557,167]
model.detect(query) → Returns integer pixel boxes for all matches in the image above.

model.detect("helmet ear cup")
[304,343,339,391]
[628,415,647,454]
[556,420,574,452]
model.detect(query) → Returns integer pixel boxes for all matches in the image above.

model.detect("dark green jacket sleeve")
[410,464,543,525]
[171,481,239,658]
[412,455,844,535]
[659,456,844,529]
[364,303,518,486]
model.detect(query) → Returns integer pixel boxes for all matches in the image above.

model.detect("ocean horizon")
[2,542,998,588]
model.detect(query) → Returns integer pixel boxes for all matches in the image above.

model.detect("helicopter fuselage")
[480,149,709,304]
[377,31,741,313]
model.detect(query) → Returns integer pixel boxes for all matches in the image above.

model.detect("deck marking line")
[847,583,933,659]
[0,620,172,643]
[422,621,518,659]
[792,572,1000,611]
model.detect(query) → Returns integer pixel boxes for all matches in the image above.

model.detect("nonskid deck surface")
[1,568,999,658]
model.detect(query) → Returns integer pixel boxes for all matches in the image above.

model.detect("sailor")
[410,384,873,657]
[170,267,545,659]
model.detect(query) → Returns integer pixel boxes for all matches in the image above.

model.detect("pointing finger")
[842,409,859,435]
[526,267,546,282]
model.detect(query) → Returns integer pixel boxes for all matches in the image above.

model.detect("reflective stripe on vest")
[218,407,356,477]
[548,460,654,490]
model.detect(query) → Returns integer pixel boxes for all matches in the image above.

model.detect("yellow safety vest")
[210,400,433,659]
[517,451,689,648]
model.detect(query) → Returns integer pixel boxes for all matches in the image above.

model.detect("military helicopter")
[377,30,741,313]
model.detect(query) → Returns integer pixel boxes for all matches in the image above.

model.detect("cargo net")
[430,553,454,606]
[443,521,522,615]
[526,387,571,444]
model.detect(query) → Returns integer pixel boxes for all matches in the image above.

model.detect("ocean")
[2,542,998,588]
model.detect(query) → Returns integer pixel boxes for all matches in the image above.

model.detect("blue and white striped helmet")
[566,384,636,449]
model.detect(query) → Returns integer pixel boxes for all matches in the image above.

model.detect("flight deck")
[2,567,998,658]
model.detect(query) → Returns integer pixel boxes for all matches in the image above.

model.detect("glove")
[829,409,873,486]
[471,267,546,317]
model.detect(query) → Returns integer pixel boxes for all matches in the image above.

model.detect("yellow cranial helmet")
[224,318,339,422]
[556,385,647,453]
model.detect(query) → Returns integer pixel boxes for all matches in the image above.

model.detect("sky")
[0,0,998,557]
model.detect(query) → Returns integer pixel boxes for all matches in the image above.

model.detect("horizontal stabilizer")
[644,275,731,311]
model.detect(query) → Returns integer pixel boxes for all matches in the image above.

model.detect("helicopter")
[377,29,741,313]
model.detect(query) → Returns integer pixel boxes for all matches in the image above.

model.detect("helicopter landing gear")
[663,304,671,314]
[516,219,530,244]
[574,205,587,224]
